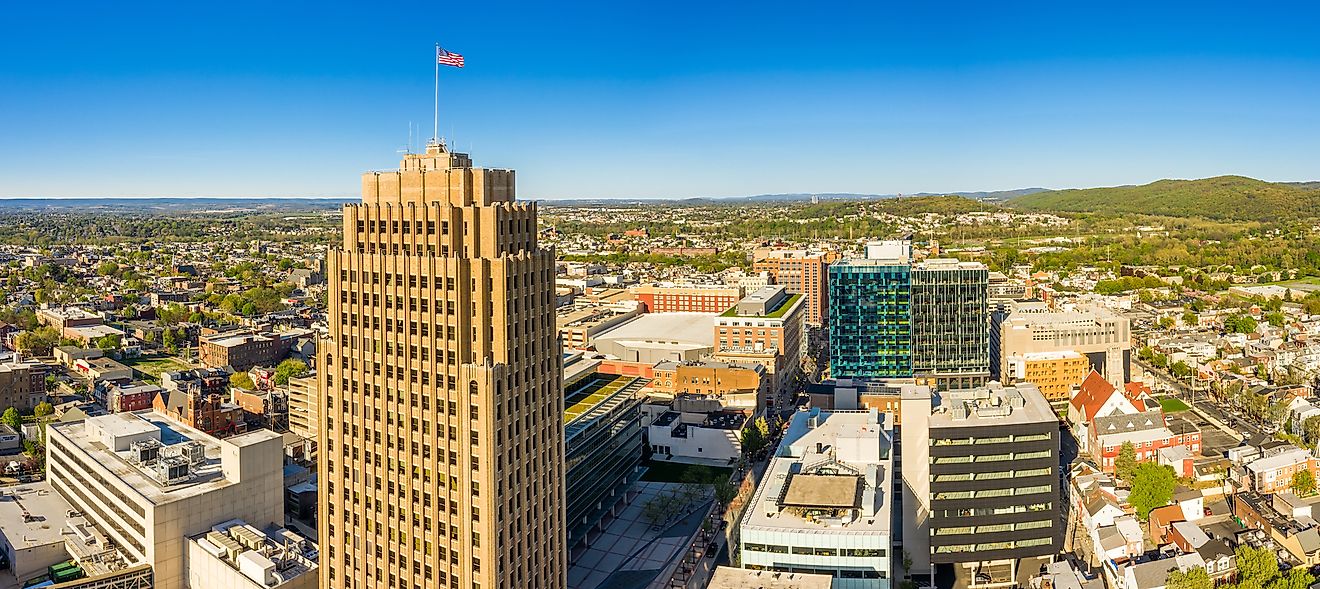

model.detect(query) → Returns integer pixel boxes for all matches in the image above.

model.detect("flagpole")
[433,43,440,145]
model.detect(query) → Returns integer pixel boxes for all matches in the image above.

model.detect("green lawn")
[121,355,192,383]
[1158,397,1191,413]
[640,461,732,484]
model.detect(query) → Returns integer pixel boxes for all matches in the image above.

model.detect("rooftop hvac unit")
[129,439,162,464]
[154,456,191,485]
[206,531,244,562]
[229,525,266,551]
[183,441,207,465]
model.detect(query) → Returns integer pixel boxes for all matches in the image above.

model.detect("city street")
[1135,357,1250,455]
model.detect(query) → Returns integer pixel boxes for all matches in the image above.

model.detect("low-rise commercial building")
[199,329,300,371]
[593,312,716,364]
[739,407,893,587]
[650,360,770,411]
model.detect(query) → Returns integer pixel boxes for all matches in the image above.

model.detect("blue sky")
[2,1,1318,199]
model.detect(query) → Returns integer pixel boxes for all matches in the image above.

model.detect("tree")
[1293,469,1317,497]
[714,479,737,509]
[740,424,766,458]
[1236,545,1280,588]
[15,326,61,356]
[161,329,178,353]
[1181,311,1198,326]
[33,402,53,418]
[1166,567,1213,589]
[1128,463,1177,520]
[1171,360,1192,379]
[274,359,309,386]
[1225,314,1259,334]
[229,372,255,391]
[1115,442,1138,482]
[1268,568,1315,589]
[1159,316,1176,329]
[1,408,21,433]
[95,334,122,350]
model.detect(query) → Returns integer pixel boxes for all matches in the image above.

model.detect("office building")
[828,261,911,380]
[562,371,647,556]
[829,245,989,390]
[739,407,893,588]
[994,301,1131,385]
[46,411,285,589]
[320,142,565,588]
[900,382,1061,588]
[753,249,835,326]
[630,283,744,314]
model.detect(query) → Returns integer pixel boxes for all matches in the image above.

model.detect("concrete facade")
[46,411,285,589]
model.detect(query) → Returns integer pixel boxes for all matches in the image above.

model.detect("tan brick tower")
[319,141,566,589]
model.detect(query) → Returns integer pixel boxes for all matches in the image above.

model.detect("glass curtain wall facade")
[910,263,990,389]
[828,262,911,379]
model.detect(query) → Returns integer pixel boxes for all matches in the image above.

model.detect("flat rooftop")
[0,481,73,550]
[593,312,715,347]
[49,411,280,505]
[780,474,862,509]
[929,382,1056,428]
[742,409,892,535]
[708,567,832,589]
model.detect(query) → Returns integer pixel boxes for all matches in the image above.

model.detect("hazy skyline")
[3,1,1318,199]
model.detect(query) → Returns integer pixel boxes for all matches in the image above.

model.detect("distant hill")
[542,187,1046,206]
[1008,176,1320,221]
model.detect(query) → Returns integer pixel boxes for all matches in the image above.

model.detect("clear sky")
[2,1,1318,199]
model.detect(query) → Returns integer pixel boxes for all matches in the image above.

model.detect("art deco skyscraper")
[319,142,565,589]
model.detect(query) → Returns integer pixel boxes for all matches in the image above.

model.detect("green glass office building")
[829,257,989,388]
[828,260,912,378]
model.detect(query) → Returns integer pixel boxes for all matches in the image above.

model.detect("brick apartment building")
[198,329,297,371]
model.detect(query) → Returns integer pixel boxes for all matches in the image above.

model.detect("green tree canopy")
[1293,469,1317,497]
[274,359,309,386]
[1115,442,1138,482]
[1129,463,1177,520]
[1166,567,1212,589]
[229,372,255,391]
[33,402,54,418]
[1,408,21,433]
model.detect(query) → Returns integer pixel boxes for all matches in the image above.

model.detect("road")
[1134,357,1256,452]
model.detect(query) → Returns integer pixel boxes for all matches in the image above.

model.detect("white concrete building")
[185,519,317,589]
[46,411,286,589]
[739,408,892,588]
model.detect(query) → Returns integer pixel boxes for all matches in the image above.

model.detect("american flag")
[437,47,464,68]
